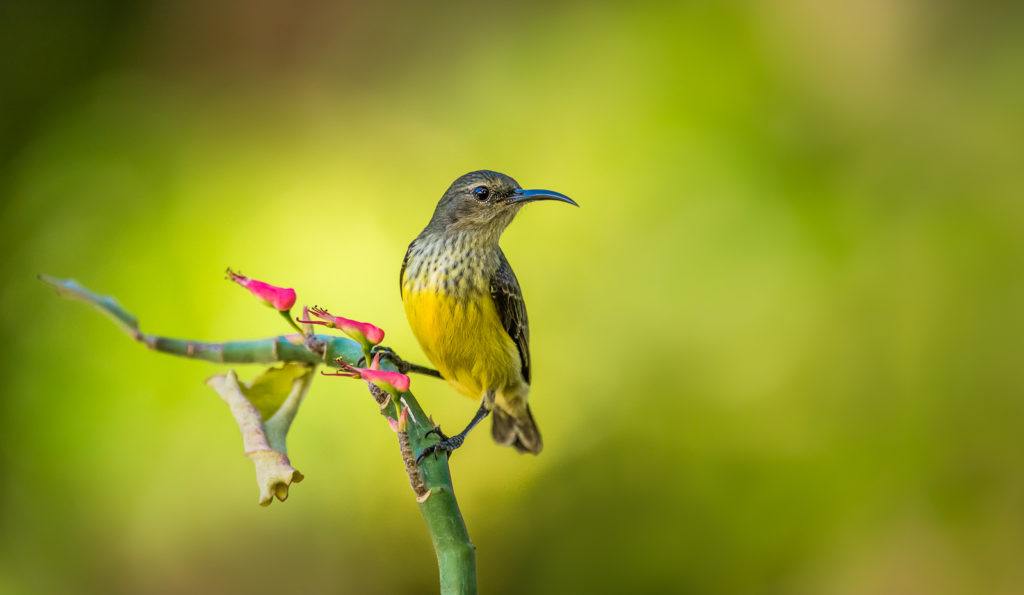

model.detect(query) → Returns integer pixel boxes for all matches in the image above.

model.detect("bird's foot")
[368,345,404,369]
[371,345,443,378]
[416,426,465,464]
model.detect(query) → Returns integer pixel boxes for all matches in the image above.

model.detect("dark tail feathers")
[491,406,543,454]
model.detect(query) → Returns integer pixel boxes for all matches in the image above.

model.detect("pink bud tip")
[363,369,411,394]
[226,269,296,311]
[309,306,385,346]
[388,417,400,432]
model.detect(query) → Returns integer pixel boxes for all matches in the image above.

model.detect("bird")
[397,170,577,461]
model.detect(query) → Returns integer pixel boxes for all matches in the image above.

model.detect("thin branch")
[39,274,363,367]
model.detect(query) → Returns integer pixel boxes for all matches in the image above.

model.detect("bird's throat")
[401,232,499,298]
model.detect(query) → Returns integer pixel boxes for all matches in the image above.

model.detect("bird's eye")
[472,186,490,201]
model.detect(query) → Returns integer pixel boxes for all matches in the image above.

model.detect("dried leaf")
[238,363,310,420]
[207,367,313,506]
[247,450,305,506]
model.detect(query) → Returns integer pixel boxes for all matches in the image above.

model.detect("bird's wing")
[491,250,531,384]
[399,242,412,294]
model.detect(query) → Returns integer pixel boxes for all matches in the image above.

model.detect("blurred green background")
[2,1,1023,593]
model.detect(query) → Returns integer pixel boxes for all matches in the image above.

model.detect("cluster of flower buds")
[225,269,421,498]
[227,270,387,354]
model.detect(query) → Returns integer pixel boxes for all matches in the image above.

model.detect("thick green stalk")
[417,459,477,594]
[40,275,477,594]
[401,399,477,594]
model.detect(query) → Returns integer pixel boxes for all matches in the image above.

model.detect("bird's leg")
[368,346,442,378]
[417,402,491,463]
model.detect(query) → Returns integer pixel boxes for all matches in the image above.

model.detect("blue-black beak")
[509,188,579,207]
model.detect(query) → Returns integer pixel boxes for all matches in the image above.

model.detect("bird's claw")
[424,425,447,441]
[416,427,463,464]
[370,345,409,373]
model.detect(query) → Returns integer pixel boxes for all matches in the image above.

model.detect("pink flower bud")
[322,357,411,397]
[305,306,384,347]
[227,269,296,311]
[362,368,411,394]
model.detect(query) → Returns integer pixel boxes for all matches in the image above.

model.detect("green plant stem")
[415,447,477,594]
[40,275,477,594]
[397,393,477,594]
[280,309,306,336]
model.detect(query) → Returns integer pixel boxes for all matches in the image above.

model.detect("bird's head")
[427,170,577,237]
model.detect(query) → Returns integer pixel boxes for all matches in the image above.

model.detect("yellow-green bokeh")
[3,1,1023,593]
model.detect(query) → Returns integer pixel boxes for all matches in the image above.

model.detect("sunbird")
[398,170,577,460]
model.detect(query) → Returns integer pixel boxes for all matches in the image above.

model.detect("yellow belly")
[403,289,521,400]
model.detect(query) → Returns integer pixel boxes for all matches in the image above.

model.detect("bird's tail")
[491,405,543,454]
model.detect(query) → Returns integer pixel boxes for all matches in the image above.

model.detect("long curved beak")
[509,188,579,207]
